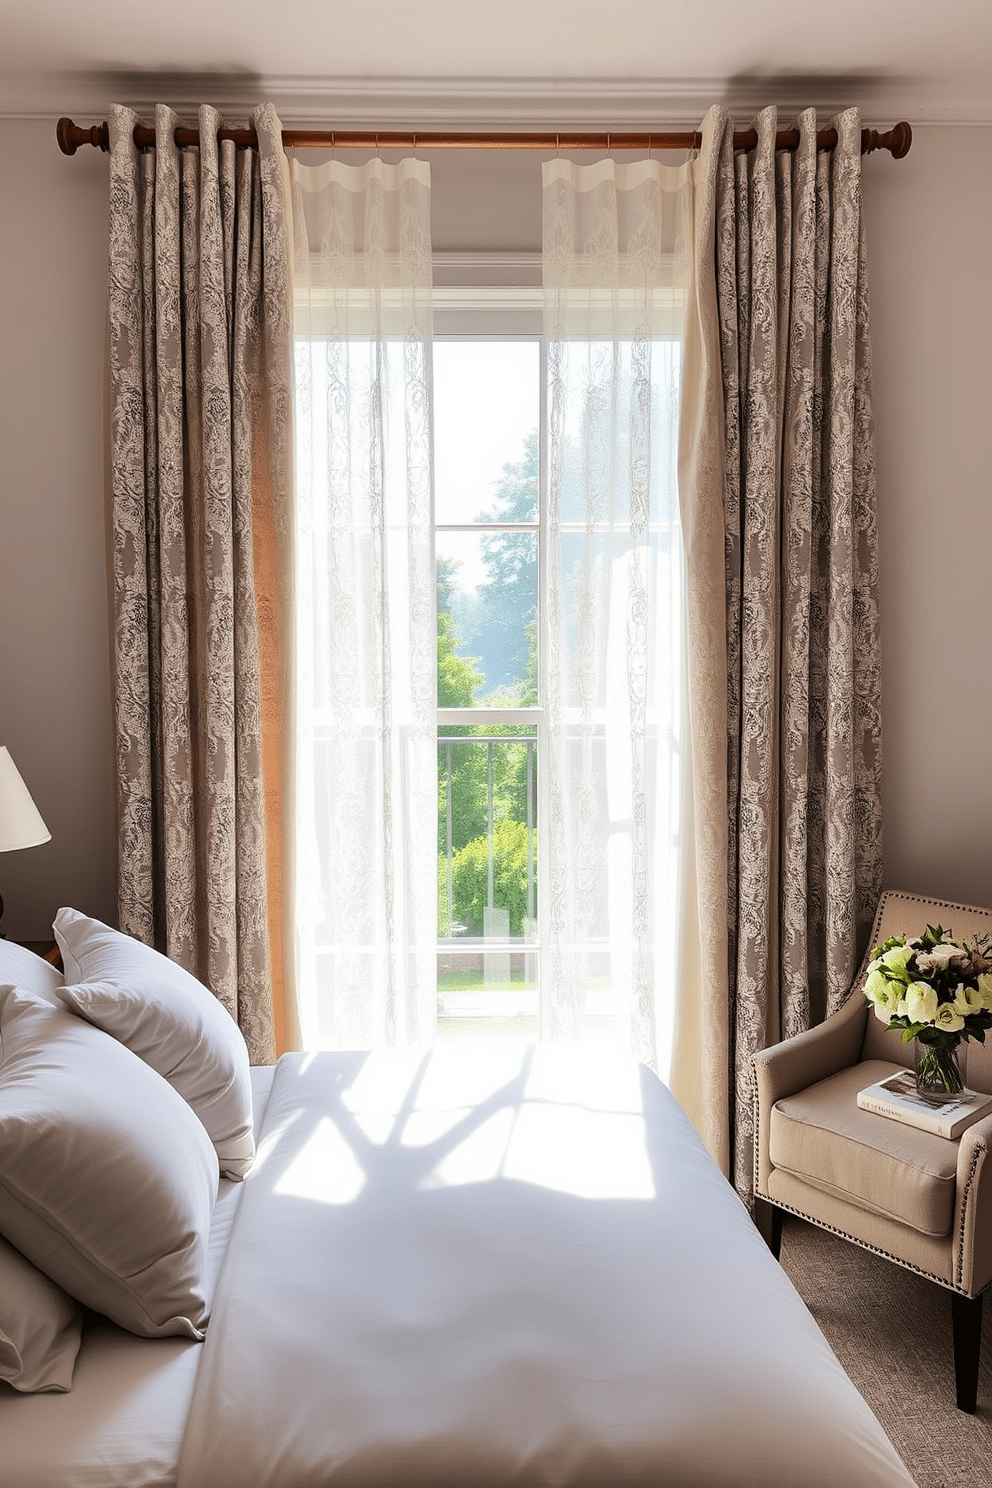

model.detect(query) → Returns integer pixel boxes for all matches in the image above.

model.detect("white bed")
[0,929,917,1488]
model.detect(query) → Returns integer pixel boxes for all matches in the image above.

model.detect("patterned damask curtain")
[675,105,882,1200]
[107,103,297,1062]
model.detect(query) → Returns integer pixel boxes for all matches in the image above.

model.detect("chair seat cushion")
[770,1060,959,1238]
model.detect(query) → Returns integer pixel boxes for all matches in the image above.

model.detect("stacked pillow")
[54,908,256,1181]
[0,915,257,1394]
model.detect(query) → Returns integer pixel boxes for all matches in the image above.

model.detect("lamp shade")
[0,747,51,853]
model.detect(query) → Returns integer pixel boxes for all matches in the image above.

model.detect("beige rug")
[779,1214,992,1488]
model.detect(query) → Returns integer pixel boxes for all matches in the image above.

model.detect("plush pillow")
[54,908,255,1180]
[0,936,62,1005]
[0,984,218,1340]
[0,1233,82,1393]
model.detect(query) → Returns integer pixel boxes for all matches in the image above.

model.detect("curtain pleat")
[107,102,296,1062]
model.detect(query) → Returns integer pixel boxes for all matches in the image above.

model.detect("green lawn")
[437,969,534,994]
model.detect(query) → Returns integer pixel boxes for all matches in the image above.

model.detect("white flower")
[934,1003,965,1033]
[978,973,992,1011]
[872,978,905,1023]
[863,968,888,1003]
[953,984,983,1017]
[878,945,916,982]
[905,982,939,1025]
[926,943,966,967]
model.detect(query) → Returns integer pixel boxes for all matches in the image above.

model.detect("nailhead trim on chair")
[955,1136,986,1291]
[758,1194,980,1296]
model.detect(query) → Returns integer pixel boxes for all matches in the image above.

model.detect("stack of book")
[857,1068,992,1139]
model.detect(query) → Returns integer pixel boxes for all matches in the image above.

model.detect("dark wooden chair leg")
[769,1204,783,1261]
[753,1198,784,1260]
[951,1290,983,1413]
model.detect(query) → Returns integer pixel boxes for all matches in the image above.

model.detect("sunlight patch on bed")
[415,1107,517,1188]
[247,1111,303,1176]
[415,1099,655,1199]
[503,1104,655,1199]
[339,1047,429,1119]
[414,1045,531,1111]
[523,1046,645,1115]
[273,1117,366,1204]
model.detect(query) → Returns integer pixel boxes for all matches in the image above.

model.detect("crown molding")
[4,69,992,129]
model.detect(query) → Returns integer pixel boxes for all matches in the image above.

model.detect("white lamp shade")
[0,747,51,852]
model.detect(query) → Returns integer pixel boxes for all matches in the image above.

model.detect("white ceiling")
[1,0,991,127]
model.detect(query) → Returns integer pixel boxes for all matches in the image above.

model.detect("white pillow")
[0,936,62,1004]
[54,908,255,1180]
[0,1233,82,1393]
[0,984,218,1340]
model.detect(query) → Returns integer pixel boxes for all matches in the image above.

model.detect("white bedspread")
[177,1045,916,1488]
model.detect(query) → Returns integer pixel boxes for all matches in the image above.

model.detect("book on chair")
[857,1068,992,1139]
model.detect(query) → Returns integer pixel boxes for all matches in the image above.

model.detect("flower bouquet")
[863,925,992,1101]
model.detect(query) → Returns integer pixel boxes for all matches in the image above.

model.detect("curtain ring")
[412,131,417,159]
[331,131,335,162]
[606,132,611,159]
[555,132,560,159]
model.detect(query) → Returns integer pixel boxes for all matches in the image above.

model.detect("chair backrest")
[859,890,992,1093]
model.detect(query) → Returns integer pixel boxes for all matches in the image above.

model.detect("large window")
[294,233,685,1069]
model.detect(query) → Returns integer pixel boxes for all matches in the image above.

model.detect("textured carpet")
[778,1214,992,1488]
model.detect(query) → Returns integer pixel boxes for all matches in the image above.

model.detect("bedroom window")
[293,220,684,1068]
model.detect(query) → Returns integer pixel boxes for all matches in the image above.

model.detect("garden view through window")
[434,339,542,1042]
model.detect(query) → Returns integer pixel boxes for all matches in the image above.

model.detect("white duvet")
[176,1044,916,1488]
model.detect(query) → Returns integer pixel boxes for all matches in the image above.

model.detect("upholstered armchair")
[753,890,992,1413]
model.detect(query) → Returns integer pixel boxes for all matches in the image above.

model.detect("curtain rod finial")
[890,121,913,159]
[57,118,109,155]
[861,121,913,159]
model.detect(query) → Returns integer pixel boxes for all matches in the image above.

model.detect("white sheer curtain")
[542,157,695,1076]
[290,156,436,1049]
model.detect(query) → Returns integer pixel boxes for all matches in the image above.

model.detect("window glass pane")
[437,531,537,702]
[434,341,539,524]
[437,737,537,940]
[435,950,538,1043]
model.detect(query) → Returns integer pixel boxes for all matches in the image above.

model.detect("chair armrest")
[954,1112,992,1295]
[752,991,869,1200]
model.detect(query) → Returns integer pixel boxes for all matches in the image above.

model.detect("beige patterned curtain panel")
[107,102,297,1063]
[674,105,883,1200]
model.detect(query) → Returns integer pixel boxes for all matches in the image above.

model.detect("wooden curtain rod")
[56,117,913,159]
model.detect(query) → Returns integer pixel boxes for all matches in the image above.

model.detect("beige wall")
[0,119,114,937]
[862,127,992,910]
[0,116,989,941]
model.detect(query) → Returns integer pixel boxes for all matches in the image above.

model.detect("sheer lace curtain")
[542,155,697,1077]
[107,103,296,1063]
[290,155,436,1049]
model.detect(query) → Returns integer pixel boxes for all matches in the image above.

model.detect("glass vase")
[914,1035,965,1103]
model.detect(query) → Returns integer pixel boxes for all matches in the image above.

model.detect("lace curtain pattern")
[542,158,696,1073]
[291,156,436,1049]
[683,106,884,1200]
[107,103,296,1063]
